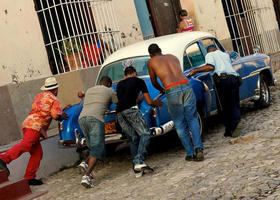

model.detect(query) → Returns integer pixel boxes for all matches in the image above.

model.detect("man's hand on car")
[57,112,69,121]
[63,104,72,111]
[189,69,197,76]
[152,99,163,107]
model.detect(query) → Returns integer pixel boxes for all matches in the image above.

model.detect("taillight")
[58,121,63,132]
[78,91,85,99]
[151,108,157,118]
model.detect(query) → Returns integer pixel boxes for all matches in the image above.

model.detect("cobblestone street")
[34,70,280,200]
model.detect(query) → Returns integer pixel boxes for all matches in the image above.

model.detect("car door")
[183,41,218,113]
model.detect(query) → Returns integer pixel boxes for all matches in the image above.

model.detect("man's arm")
[142,93,163,107]
[189,64,214,76]
[147,60,165,94]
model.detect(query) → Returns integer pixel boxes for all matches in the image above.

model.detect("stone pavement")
[33,70,280,200]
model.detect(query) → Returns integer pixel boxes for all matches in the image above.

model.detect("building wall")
[0,0,52,86]
[113,0,143,46]
[180,0,233,50]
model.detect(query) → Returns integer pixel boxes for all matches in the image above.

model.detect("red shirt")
[22,91,62,131]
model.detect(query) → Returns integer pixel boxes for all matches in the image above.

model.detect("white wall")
[113,0,143,46]
[0,0,52,86]
[180,0,231,40]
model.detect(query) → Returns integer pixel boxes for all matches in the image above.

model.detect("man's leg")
[117,112,139,160]
[166,89,195,157]
[79,116,105,188]
[230,77,241,137]
[183,86,203,150]
[24,141,43,185]
[117,112,144,177]
[120,109,151,165]
[86,156,98,177]
[216,80,233,136]
[0,128,40,176]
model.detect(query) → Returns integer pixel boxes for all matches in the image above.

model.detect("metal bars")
[35,0,123,74]
[222,0,280,56]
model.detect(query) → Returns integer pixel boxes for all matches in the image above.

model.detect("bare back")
[148,54,187,88]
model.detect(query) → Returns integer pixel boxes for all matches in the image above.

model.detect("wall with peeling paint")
[0,0,52,87]
[180,0,231,40]
[113,0,143,46]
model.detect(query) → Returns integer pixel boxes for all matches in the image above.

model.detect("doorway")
[146,0,181,36]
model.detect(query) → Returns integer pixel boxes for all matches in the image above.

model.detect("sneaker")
[232,124,243,138]
[28,179,43,186]
[194,148,204,162]
[0,159,10,176]
[78,161,88,173]
[134,163,147,171]
[142,165,154,174]
[81,175,94,188]
[185,155,196,161]
[133,169,143,178]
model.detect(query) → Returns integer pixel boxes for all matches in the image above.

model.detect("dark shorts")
[78,116,105,161]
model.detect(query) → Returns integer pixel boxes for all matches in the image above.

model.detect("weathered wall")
[2,67,101,145]
[113,0,143,46]
[180,0,233,50]
[0,0,52,87]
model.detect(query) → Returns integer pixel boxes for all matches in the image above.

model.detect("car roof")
[102,31,213,68]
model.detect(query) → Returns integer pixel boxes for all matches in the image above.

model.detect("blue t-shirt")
[205,50,238,76]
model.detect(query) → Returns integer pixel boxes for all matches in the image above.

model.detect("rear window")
[97,56,150,83]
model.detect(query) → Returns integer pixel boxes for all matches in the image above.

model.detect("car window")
[184,43,205,70]
[97,56,150,83]
[202,38,223,52]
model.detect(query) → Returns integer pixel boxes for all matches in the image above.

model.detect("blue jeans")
[117,107,150,165]
[78,116,105,161]
[166,83,203,156]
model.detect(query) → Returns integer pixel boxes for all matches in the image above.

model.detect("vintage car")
[59,31,274,148]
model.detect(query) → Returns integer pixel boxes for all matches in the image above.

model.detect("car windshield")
[97,56,150,83]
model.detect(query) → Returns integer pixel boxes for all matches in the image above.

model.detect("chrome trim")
[242,66,271,80]
[105,110,116,115]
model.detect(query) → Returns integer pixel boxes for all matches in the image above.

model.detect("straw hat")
[41,77,59,91]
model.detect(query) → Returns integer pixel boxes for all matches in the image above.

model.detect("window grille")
[222,0,280,56]
[35,0,123,74]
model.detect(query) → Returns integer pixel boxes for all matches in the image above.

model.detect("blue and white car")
[58,31,274,148]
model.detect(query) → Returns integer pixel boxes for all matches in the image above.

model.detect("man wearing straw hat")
[0,77,68,185]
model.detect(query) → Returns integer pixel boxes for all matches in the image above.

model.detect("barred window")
[34,0,123,74]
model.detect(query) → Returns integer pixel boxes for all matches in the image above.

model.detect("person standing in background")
[177,9,194,33]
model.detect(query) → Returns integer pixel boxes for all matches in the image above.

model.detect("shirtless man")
[147,43,204,161]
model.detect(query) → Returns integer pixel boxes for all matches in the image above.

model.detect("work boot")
[28,179,43,186]
[194,148,204,162]
[185,155,196,161]
[232,124,243,138]
[0,159,10,176]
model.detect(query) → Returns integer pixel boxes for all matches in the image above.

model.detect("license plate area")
[105,122,117,134]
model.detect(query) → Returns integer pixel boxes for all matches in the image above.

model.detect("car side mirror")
[228,51,240,61]
[253,45,260,54]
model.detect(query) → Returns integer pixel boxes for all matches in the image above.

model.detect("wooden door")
[146,0,181,36]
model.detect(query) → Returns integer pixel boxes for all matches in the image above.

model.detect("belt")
[165,80,189,94]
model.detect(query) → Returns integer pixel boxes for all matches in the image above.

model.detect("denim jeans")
[166,83,203,156]
[117,107,150,165]
[78,116,105,161]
